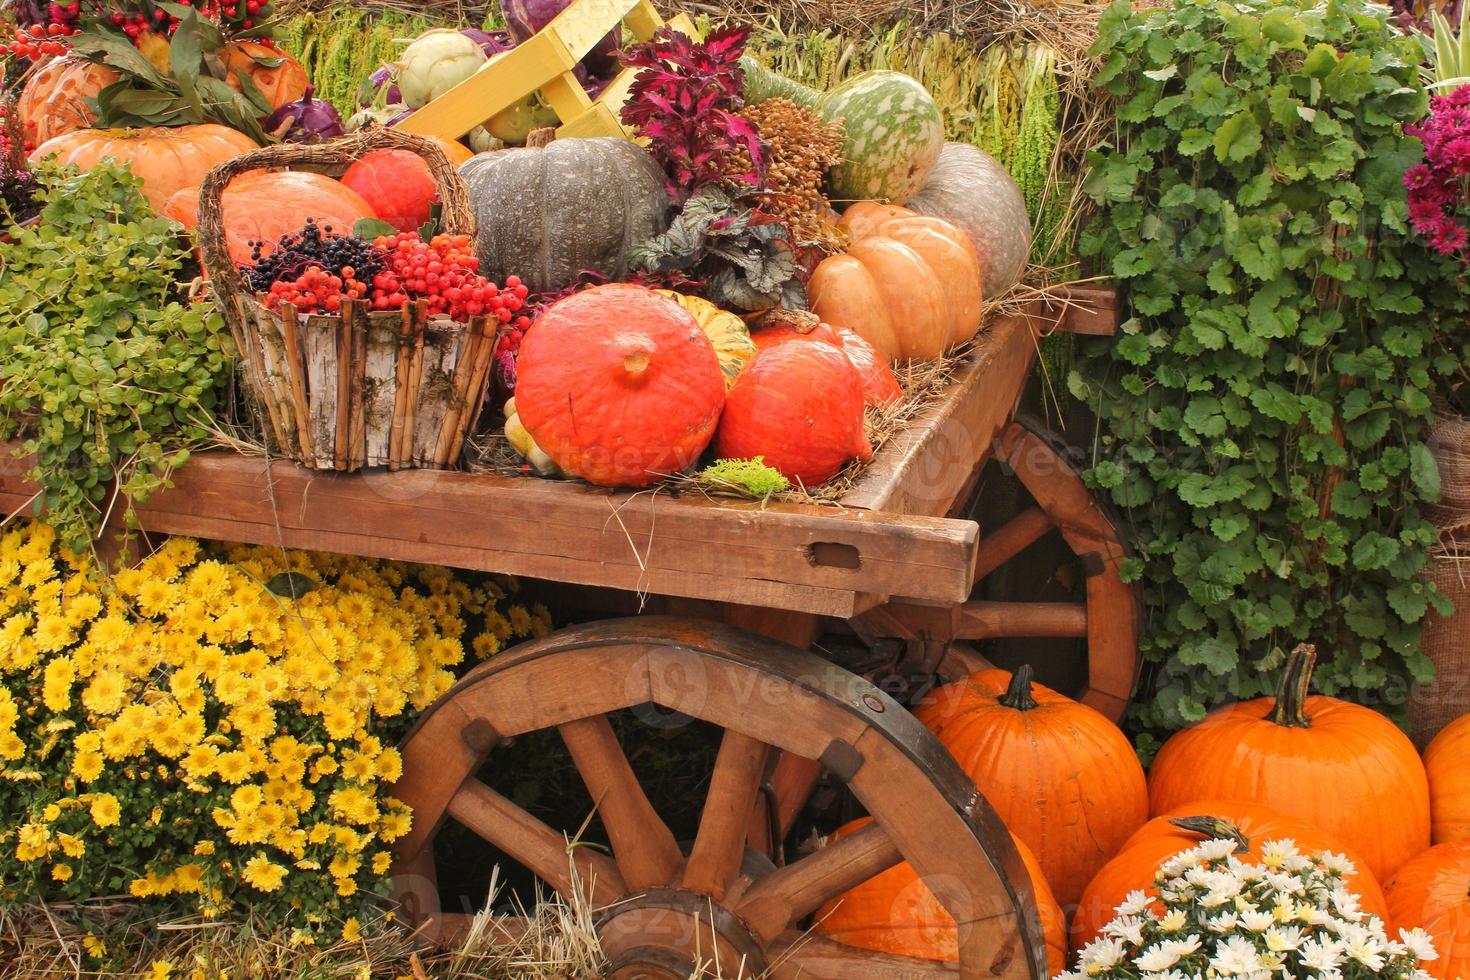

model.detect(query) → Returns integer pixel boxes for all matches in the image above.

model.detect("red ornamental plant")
[619,25,767,203]
[1406,84,1470,255]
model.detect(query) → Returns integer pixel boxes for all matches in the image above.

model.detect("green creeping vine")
[1076,0,1468,735]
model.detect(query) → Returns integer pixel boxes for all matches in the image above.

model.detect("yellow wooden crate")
[396,0,699,143]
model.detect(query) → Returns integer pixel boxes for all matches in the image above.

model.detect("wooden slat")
[840,311,1035,517]
[735,820,902,942]
[448,777,626,907]
[0,451,979,618]
[1035,284,1119,337]
[958,600,1087,639]
[559,716,684,891]
[396,32,576,139]
[769,933,959,980]
[681,730,770,899]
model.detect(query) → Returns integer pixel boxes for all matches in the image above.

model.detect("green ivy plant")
[1076,0,1467,734]
[0,164,232,555]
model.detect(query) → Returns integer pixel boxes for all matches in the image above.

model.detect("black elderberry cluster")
[242,218,386,292]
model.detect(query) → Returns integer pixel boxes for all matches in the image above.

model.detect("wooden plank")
[0,451,978,616]
[1037,284,1119,337]
[769,933,960,980]
[397,32,576,139]
[972,506,1053,582]
[840,311,1036,518]
[681,730,770,899]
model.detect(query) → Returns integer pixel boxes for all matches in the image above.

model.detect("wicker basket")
[199,129,498,472]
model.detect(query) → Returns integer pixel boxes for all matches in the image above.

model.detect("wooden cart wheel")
[389,617,1047,979]
[960,415,1141,721]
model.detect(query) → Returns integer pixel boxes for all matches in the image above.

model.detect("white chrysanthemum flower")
[1239,909,1275,932]
[1104,915,1146,946]
[1207,911,1240,933]
[1299,936,1343,971]
[1158,908,1188,933]
[1338,922,1387,971]
[1140,970,1191,980]
[1319,851,1356,876]
[1134,942,1184,972]
[1264,924,1304,953]
[1079,937,1128,972]
[1210,934,1266,975]
[1399,927,1439,962]
[1198,838,1239,862]
[1163,934,1204,959]
[1118,890,1153,916]
[1260,839,1299,871]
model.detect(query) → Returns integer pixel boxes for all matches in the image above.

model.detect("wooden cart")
[0,288,1136,979]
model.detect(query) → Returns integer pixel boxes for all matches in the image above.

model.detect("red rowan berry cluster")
[370,231,532,325]
[0,18,79,60]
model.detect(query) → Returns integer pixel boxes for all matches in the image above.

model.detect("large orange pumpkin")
[340,149,437,233]
[1426,713,1470,844]
[222,41,309,114]
[1147,644,1431,881]
[815,818,1066,977]
[1386,840,1470,980]
[516,284,726,487]
[16,56,119,148]
[1070,800,1389,952]
[808,205,983,362]
[913,666,1147,908]
[30,124,259,212]
[712,340,872,485]
[165,171,378,268]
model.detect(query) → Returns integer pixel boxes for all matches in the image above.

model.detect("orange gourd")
[340,149,438,233]
[30,124,259,212]
[431,136,475,167]
[712,341,872,485]
[1071,801,1389,952]
[810,207,982,362]
[1147,644,1431,882]
[1426,714,1470,844]
[816,818,1066,977]
[222,41,309,114]
[914,666,1148,908]
[749,315,902,408]
[164,171,378,268]
[516,284,725,487]
[1386,840,1470,980]
[16,56,119,147]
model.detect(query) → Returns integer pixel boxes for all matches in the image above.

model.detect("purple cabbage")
[362,64,402,108]
[265,86,347,143]
[501,0,618,75]
[461,27,515,58]
[491,348,517,405]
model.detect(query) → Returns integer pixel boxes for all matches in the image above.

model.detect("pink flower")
[1431,219,1469,255]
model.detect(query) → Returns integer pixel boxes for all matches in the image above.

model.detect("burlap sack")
[1425,415,1470,540]
[1410,552,1470,747]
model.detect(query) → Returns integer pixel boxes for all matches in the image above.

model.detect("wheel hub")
[598,888,769,979]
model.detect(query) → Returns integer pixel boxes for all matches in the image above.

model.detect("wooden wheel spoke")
[681,729,771,899]
[972,505,1053,581]
[447,778,626,907]
[768,932,959,979]
[735,819,902,942]
[558,715,684,891]
[957,599,1088,639]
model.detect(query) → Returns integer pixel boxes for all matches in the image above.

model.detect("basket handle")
[198,128,475,337]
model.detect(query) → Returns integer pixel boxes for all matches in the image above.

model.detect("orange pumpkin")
[30,124,259,212]
[516,284,726,487]
[1386,840,1470,980]
[712,340,872,485]
[1070,801,1389,952]
[432,136,475,167]
[222,41,309,114]
[749,314,902,408]
[1147,644,1431,882]
[340,149,438,233]
[1426,714,1470,844]
[816,818,1066,977]
[16,56,119,148]
[839,200,916,240]
[913,666,1147,908]
[165,171,378,268]
[809,207,983,362]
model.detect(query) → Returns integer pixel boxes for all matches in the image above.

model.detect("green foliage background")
[1076,0,1466,735]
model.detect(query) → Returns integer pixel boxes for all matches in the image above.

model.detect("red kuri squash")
[165,171,378,268]
[712,341,872,485]
[16,56,119,148]
[1147,644,1431,882]
[1386,840,1470,980]
[30,124,259,212]
[516,284,725,487]
[815,818,1066,977]
[1426,713,1470,844]
[339,149,438,233]
[222,41,310,114]
[914,665,1148,908]
[1070,801,1389,952]
[749,314,902,408]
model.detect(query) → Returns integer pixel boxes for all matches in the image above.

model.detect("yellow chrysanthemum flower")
[88,793,120,828]
[241,853,287,893]
[81,670,127,716]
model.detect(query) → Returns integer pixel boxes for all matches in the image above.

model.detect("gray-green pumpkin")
[460,137,671,294]
[741,60,944,207]
[908,142,1032,296]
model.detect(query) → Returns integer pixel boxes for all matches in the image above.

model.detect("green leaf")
[354,218,400,241]
[1213,111,1263,163]
[1410,443,1441,502]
